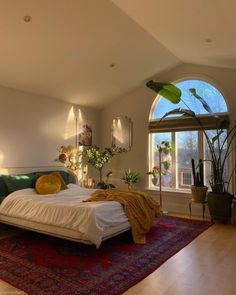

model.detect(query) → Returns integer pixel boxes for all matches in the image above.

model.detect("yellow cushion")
[35,175,61,195]
[51,171,68,190]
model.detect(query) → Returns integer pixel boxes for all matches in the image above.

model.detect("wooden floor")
[0,217,236,295]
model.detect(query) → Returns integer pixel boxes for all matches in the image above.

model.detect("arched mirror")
[111,116,133,152]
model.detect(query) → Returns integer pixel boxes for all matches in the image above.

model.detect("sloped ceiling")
[0,0,235,109]
[112,0,236,69]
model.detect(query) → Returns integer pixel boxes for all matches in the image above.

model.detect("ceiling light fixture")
[23,15,32,23]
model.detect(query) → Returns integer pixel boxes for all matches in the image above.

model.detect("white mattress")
[0,184,130,247]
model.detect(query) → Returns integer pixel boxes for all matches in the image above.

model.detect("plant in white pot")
[191,159,208,202]
[146,80,236,223]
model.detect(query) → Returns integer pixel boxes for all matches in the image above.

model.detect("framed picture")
[78,123,92,146]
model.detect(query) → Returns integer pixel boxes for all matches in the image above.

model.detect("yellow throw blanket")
[85,188,161,244]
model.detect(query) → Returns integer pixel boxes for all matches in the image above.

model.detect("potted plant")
[191,159,208,202]
[147,166,159,185]
[121,169,140,190]
[82,146,116,189]
[146,80,236,222]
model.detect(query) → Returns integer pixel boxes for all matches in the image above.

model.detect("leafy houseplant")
[82,146,115,189]
[146,80,236,222]
[121,170,140,190]
[191,159,208,202]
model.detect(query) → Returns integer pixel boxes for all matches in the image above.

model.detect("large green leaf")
[146,80,181,104]
[211,130,224,144]
[161,108,196,120]
[189,88,215,116]
[210,119,229,143]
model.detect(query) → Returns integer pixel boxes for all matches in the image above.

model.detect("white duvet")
[0,184,129,247]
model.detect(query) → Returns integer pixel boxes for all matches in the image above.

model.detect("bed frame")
[0,165,130,246]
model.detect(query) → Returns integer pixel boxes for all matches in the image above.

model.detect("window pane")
[176,131,198,189]
[152,80,227,119]
[151,133,172,188]
[204,130,227,188]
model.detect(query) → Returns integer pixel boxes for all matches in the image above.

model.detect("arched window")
[149,79,229,190]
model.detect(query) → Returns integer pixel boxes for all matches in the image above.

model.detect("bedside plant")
[97,171,115,189]
[82,146,116,189]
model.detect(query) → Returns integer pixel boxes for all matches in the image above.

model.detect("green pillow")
[36,171,70,184]
[2,173,37,193]
[0,176,10,197]
[58,171,70,184]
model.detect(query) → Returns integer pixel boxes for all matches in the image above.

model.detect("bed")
[0,166,130,248]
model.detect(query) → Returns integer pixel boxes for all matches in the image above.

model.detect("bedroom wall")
[0,85,100,168]
[100,63,236,216]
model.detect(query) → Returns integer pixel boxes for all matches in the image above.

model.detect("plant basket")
[191,185,208,202]
[208,192,233,223]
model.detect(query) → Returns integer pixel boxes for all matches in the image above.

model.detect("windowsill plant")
[191,158,208,202]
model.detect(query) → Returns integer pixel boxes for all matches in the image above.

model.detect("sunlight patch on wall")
[78,109,83,134]
[64,106,84,140]
[64,106,76,140]
[112,118,124,144]
[0,153,5,168]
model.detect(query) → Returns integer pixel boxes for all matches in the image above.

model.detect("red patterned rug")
[0,216,211,295]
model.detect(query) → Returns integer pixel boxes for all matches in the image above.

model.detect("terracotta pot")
[191,185,208,202]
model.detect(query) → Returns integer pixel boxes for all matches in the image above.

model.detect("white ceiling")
[0,0,235,109]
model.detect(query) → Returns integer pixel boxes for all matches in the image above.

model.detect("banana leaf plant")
[146,80,236,194]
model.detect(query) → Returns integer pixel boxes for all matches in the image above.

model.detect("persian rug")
[0,216,211,295]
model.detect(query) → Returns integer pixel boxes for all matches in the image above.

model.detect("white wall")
[100,63,236,215]
[0,85,100,167]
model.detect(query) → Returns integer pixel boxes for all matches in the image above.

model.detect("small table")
[189,198,208,220]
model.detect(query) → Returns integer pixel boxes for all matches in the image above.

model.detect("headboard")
[0,165,78,202]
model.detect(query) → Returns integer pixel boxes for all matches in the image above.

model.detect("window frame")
[149,128,228,191]
[148,79,230,192]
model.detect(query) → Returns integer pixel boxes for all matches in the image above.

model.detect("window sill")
[144,187,191,198]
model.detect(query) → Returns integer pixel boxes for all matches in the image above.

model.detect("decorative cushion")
[35,175,61,195]
[50,171,68,190]
[2,173,37,193]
